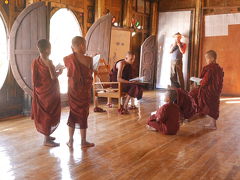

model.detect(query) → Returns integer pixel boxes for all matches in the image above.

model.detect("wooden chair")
[93,59,125,109]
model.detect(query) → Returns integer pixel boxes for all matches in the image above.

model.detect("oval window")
[0,15,8,89]
[50,8,82,94]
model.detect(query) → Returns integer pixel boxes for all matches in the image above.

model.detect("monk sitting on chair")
[31,39,63,147]
[109,51,143,114]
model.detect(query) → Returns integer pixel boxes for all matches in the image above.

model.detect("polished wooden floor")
[1,90,240,180]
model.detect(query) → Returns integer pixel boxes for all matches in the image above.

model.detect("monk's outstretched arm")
[48,62,58,80]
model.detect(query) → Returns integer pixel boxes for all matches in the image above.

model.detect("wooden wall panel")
[202,24,240,95]
[204,0,240,7]
[109,28,131,68]
[0,70,24,118]
[159,0,196,11]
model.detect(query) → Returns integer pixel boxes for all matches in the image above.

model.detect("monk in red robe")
[64,36,94,148]
[32,39,63,147]
[146,90,180,135]
[196,50,224,129]
[109,51,143,114]
[174,88,197,120]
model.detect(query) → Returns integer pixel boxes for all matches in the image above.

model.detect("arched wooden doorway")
[0,13,8,90]
[10,1,112,102]
[50,8,83,94]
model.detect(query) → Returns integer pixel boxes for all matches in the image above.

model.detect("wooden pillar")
[150,0,158,35]
[95,0,105,20]
[191,0,204,77]
[123,0,132,27]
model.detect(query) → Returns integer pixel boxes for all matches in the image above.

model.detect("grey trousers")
[170,59,184,89]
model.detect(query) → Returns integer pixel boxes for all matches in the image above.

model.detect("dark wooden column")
[191,0,204,77]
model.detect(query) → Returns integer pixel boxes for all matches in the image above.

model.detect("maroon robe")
[175,88,197,119]
[198,63,224,119]
[147,103,180,135]
[31,57,61,136]
[109,60,143,100]
[64,53,93,129]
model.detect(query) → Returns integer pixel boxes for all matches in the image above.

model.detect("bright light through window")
[50,8,82,94]
[0,16,8,90]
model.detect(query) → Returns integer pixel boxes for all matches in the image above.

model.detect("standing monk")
[197,50,224,129]
[32,39,63,147]
[64,36,94,148]
[109,51,143,114]
[169,32,187,89]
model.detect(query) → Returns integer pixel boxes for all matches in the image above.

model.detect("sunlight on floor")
[220,97,240,101]
[50,8,82,94]
[220,97,240,104]
[0,147,15,180]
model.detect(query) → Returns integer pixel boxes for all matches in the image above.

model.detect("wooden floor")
[1,90,240,180]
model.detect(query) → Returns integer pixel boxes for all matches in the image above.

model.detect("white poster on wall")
[156,11,192,89]
[205,13,240,37]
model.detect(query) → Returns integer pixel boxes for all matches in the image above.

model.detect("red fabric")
[64,53,93,129]
[31,57,61,136]
[198,63,224,119]
[147,103,180,135]
[175,88,197,119]
[109,60,143,99]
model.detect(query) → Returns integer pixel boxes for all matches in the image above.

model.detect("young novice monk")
[64,36,94,148]
[32,39,63,147]
[146,90,180,135]
[196,50,224,129]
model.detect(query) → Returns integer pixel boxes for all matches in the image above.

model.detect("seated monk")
[109,51,143,114]
[195,50,224,129]
[31,39,63,147]
[146,90,180,135]
[64,36,94,148]
[174,88,197,121]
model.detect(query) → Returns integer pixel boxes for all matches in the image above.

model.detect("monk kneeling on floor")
[193,50,224,129]
[146,90,180,135]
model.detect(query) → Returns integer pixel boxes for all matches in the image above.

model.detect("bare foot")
[81,141,95,148]
[49,136,56,141]
[67,140,73,149]
[44,140,60,147]
[146,125,157,131]
[203,124,217,130]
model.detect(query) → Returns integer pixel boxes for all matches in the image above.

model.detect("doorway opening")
[50,8,82,94]
[0,14,8,90]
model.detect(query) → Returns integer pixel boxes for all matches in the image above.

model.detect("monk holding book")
[31,39,63,147]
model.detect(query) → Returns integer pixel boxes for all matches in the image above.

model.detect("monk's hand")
[55,64,65,71]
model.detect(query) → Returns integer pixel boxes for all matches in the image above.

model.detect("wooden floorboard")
[1,90,240,180]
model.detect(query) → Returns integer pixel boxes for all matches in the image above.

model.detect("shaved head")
[166,89,177,103]
[126,51,135,57]
[37,39,51,53]
[72,36,86,47]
